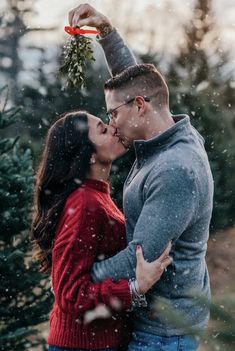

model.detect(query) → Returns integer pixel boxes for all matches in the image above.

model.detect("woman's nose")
[108,125,117,136]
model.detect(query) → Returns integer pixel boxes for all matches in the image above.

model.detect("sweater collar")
[133,114,191,166]
[83,178,110,194]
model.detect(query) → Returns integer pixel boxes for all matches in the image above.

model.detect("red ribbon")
[64,26,99,35]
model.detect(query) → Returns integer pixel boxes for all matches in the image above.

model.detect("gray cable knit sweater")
[92,29,214,336]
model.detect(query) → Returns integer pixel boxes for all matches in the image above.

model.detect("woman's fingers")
[135,245,173,294]
[157,241,172,262]
[159,255,173,270]
[136,244,172,270]
[136,245,145,266]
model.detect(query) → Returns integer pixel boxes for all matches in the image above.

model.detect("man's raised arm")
[96,28,137,76]
[68,4,137,76]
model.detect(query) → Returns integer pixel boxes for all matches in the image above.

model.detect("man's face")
[105,90,138,149]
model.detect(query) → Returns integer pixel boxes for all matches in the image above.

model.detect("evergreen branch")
[2,86,9,113]
[0,137,20,154]
[0,327,37,342]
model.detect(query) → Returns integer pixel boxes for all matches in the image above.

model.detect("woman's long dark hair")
[30,111,96,274]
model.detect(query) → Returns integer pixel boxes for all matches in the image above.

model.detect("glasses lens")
[108,113,113,122]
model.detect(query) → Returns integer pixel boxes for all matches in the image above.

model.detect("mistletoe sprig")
[59,28,97,89]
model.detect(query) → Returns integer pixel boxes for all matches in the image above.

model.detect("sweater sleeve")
[92,166,198,282]
[96,28,137,76]
[52,194,131,317]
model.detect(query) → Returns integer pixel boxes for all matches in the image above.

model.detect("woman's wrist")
[128,279,148,308]
[135,278,145,295]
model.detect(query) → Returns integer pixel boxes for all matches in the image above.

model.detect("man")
[69,4,214,351]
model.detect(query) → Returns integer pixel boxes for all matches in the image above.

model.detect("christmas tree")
[0,86,52,351]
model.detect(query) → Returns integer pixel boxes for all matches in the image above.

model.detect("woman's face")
[87,114,127,163]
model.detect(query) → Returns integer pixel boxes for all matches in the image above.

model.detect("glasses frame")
[106,95,153,123]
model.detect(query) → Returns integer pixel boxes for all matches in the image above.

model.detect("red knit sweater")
[47,179,132,349]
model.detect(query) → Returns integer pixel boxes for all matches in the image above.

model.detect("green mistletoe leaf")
[59,34,95,89]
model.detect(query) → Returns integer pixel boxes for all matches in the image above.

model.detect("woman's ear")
[89,155,96,165]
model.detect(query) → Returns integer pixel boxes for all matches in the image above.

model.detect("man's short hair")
[104,64,169,108]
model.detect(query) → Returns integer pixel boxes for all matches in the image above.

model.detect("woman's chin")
[119,137,132,150]
[112,148,128,161]
[108,139,129,161]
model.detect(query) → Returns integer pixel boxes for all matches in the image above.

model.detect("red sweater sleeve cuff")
[101,279,132,311]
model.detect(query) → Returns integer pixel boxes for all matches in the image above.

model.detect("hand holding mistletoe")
[59,4,113,88]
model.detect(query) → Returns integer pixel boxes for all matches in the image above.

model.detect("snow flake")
[84,304,111,324]
[68,207,76,215]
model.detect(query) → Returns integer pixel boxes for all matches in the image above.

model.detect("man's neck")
[140,109,175,141]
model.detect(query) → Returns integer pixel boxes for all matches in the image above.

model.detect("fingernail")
[136,245,141,251]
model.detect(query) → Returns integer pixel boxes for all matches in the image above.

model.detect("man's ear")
[135,96,142,105]
[135,96,145,114]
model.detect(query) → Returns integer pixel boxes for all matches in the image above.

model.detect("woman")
[30,111,172,351]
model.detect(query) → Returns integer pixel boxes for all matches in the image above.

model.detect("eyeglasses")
[106,95,152,123]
